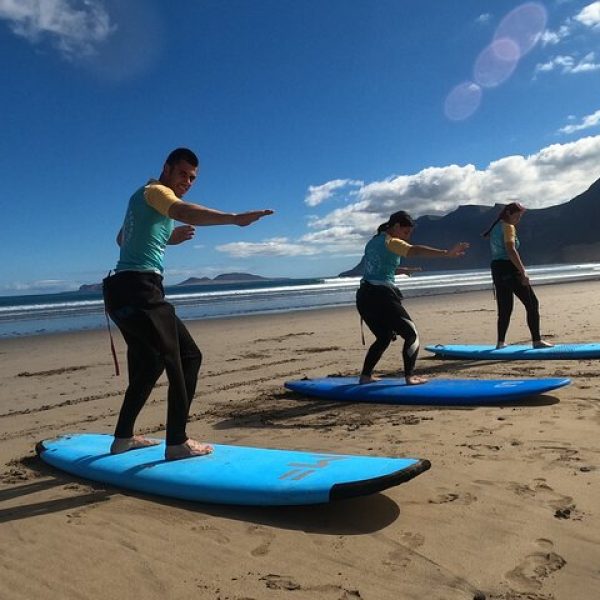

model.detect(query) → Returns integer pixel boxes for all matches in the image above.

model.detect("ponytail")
[481,215,501,238]
[376,221,390,235]
[482,202,525,238]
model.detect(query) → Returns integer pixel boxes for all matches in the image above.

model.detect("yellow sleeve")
[144,182,181,217]
[385,236,411,257]
[502,223,516,245]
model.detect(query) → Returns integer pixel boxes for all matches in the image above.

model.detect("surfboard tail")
[329,458,431,501]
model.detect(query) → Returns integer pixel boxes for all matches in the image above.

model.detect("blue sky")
[1,0,600,295]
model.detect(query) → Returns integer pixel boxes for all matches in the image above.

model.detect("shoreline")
[1,279,599,599]
[3,269,600,342]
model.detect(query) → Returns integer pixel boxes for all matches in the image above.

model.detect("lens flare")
[443,2,548,123]
[494,1,547,57]
[492,37,521,62]
[473,38,520,88]
[444,81,482,121]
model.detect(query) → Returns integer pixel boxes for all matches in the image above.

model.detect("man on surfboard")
[103,148,273,460]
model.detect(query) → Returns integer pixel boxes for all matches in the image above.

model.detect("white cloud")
[574,1,600,28]
[559,109,600,134]
[304,179,363,207]
[535,54,573,72]
[0,279,77,293]
[216,136,600,259]
[216,238,321,258]
[476,13,492,25]
[571,51,600,71]
[0,0,114,59]
[536,2,600,53]
[355,136,600,215]
[540,24,572,45]
[534,52,600,74]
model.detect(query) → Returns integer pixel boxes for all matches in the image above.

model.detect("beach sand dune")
[1,282,599,599]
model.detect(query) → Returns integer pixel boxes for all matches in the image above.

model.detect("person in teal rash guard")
[356,210,469,385]
[482,201,553,350]
[103,148,273,460]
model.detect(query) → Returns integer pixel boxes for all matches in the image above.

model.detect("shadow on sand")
[0,454,402,534]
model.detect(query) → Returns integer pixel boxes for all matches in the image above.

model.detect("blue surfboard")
[426,343,600,360]
[284,376,570,405]
[35,434,430,506]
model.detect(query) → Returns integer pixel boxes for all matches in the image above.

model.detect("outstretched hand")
[234,209,274,227]
[447,242,469,257]
[169,225,195,245]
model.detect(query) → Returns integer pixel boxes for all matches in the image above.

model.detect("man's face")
[162,160,198,198]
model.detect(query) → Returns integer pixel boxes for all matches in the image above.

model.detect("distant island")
[78,272,287,292]
[176,272,287,286]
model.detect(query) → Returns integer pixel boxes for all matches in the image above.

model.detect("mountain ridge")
[339,176,600,276]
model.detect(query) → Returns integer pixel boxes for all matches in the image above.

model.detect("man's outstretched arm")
[168,202,273,227]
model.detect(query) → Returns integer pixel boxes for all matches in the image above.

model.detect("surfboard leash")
[104,309,120,376]
[103,270,120,377]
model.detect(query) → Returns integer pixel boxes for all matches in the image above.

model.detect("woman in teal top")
[356,211,468,385]
[482,202,552,349]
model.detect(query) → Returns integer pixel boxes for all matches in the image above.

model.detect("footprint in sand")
[65,501,98,525]
[398,531,425,549]
[507,479,578,518]
[505,538,566,592]
[260,574,302,591]
[383,547,412,570]
[259,574,362,598]
[248,524,275,557]
[428,489,477,505]
[383,532,425,570]
[190,524,230,545]
[535,444,580,465]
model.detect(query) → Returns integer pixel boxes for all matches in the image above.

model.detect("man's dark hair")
[165,148,199,167]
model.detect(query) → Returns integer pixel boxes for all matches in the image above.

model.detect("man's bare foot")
[359,375,379,384]
[406,375,428,385]
[165,439,213,461]
[533,340,554,348]
[496,342,507,349]
[110,435,160,454]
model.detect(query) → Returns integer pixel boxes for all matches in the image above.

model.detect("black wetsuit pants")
[491,259,541,343]
[356,282,419,378]
[103,271,202,446]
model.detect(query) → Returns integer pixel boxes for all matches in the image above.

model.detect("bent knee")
[374,332,394,347]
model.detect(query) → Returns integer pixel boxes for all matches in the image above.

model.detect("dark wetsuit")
[489,221,542,343]
[356,234,419,378]
[103,271,201,445]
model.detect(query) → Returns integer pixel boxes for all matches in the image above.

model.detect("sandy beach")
[1,280,599,600]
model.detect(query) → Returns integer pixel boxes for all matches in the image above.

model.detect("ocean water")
[1,263,599,339]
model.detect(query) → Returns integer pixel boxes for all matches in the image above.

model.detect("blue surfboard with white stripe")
[284,376,570,405]
[36,433,430,505]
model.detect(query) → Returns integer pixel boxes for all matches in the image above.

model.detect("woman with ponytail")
[483,202,552,349]
[356,210,469,385]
